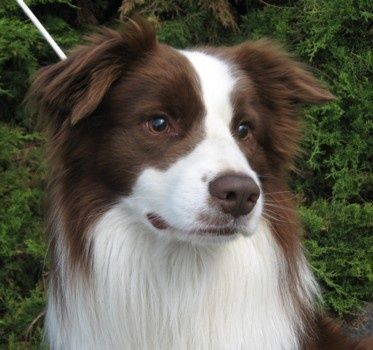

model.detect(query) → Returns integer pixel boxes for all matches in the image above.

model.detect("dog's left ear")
[226,40,334,172]
[232,40,335,105]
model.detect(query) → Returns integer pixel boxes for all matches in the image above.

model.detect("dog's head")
[29,18,333,246]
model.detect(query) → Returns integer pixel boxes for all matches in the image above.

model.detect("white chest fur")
[46,205,317,350]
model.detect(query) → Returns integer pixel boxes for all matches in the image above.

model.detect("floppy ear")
[27,17,156,130]
[233,40,335,106]
[228,40,334,172]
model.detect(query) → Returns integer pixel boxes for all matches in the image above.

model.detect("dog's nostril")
[248,193,259,202]
[209,173,260,218]
[226,192,236,201]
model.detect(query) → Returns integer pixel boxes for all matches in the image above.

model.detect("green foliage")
[0,1,81,128]
[301,202,373,316]
[121,0,240,47]
[0,123,46,348]
[0,0,371,347]
[0,18,42,127]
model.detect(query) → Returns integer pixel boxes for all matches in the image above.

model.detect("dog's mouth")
[146,213,169,230]
[146,213,237,236]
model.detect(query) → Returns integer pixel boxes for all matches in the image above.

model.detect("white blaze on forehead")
[180,51,237,137]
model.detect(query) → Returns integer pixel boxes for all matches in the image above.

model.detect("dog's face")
[30,19,333,246]
[100,47,265,243]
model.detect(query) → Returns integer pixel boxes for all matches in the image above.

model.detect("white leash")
[16,0,67,60]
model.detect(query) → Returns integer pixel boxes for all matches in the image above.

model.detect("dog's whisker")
[262,212,296,224]
[264,203,298,212]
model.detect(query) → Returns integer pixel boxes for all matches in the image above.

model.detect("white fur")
[181,50,237,139]
[46,51,319,349]
[47,206,317,349]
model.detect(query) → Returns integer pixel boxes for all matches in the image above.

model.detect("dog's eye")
[147,116,169,133]
[237,122,252,139]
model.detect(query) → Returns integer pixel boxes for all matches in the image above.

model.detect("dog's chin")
[145,212,260,245]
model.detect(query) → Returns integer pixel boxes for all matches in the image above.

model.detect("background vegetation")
[0,0,372,348]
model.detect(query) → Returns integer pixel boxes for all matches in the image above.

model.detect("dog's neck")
[47,204,318,349]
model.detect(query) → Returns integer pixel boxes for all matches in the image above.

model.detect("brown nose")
[208,174,260,218]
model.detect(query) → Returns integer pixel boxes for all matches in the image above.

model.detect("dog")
[28,17,368,349]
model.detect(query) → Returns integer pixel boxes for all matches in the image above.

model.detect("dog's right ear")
[27,17,156,131]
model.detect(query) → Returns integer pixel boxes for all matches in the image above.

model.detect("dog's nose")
[208,174,260,218]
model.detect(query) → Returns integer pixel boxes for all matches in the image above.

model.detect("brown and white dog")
[28,18,368,349]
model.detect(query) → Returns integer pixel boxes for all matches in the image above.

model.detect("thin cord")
[16,0,67,60]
